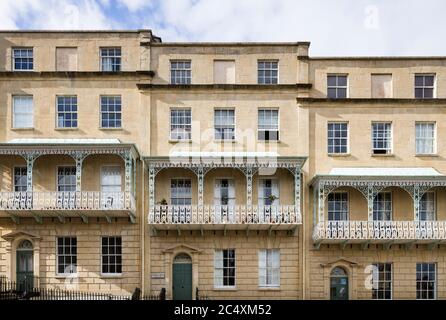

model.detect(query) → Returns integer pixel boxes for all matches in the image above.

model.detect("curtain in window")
[259,249,280,287]
[258,179,280,205]
[420,192,435,221]
[13,96,33,128]
[101,167,121,192]
[214,250,224,287]
[102,57,113,71]
[416,123,434,154]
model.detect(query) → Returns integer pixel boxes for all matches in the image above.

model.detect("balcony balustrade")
[0,191,136,223]
[313,220,446,245]
[149,205,300,231]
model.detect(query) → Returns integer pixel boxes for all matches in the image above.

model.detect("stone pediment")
[320,257,360,268]
[162,244,202,254]
[1,230,41,242]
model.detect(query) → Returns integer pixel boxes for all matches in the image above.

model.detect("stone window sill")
[371,153,394,157]
[415,154,438,157]
[328,153,351,157]
[55,128,79,131]
[258,287,281,291]
[213,287,237,291]
[100,274,123,279]
[169,139,192,143]
[99,127,123,131]
[11,127,34,131]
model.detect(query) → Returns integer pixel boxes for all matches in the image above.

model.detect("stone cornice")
[0,71,155,79]
[138,83,312,91]
[297,97,446,105]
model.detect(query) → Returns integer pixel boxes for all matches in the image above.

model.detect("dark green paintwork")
[172,263,192,300]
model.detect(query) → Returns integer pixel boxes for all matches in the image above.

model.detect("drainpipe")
[301,173,306,300]
[140,160,146,294]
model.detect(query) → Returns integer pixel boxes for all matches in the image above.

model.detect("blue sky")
[1,0,445,56]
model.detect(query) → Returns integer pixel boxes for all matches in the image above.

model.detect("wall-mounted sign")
[151,272,165,279]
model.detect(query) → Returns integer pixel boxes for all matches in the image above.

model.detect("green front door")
[17,249,34,291]
[330,276,349,300]
[172,262,192,300]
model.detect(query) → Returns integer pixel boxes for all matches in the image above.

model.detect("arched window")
[17,240,33,251]
[173,253,192,264]
[330,267,349,300]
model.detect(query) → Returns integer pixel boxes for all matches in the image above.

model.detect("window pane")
[171,60,191,84]
[101,96,122,128]
[327,122,348,154]
[327,75,348,98]
[372,263,392,300]
[13,96,34,128]
[258,109,279,141]
[372,122,392,154]
[416,263,436,300]
[101,48,121,72]
[373,192,392,221]
[101,236,122,274]
[415,123,435,154]
[57,237,77,274]
[258,60,278,84]
[214,109,235,140]
[13,48,33,70]
[57,96,78,128]
[170,109,192,140]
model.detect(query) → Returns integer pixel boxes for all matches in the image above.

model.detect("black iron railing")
[0,276,165,300]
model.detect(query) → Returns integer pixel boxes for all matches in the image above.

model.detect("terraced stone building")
[0,29,445,300]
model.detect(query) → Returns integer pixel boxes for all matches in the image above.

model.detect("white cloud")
[0,0,112,30]
[117,0,152,12]
[0,0,445,55]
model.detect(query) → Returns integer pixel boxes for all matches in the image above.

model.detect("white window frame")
[258,178,280,206]
[327,74,348,98]
[13,166,27,192]
[416,263,437,300]
[419,191,436,221]
[258,108,279,141]
[371,122,392,155]
[101,236,122,276]
[170,108,192,141]
[56,236,77,276]
[100,95,122,129]
[100,47,122,72]
[415,122,436,155]
[415,74,436,99]
[170,60,191,84]
[12,47,34,71]
[257,60,279,84]
[170,178,192,206]
[214,249,236,289]
[372,263,393,300]
[12,95,34,129]
[56,166,76,192]
[101,166,122,192]
[258,249,280,288]
[327,192,349,221]
[327,122,349,154]
[214,108,236,141]
[373,192,392,221]
[56,96,78,129]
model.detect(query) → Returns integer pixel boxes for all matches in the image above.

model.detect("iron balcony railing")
[313,220,446,242]
[0,191,135,212]
[149,205,301,225]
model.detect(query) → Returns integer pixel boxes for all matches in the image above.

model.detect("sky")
[0,0,445,56]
